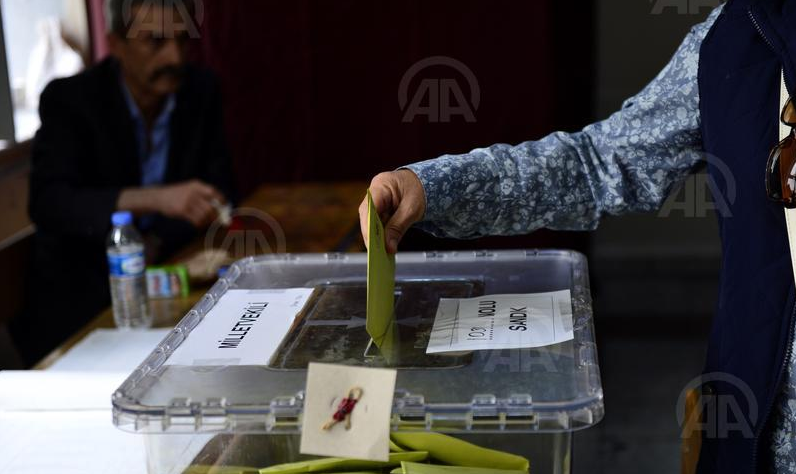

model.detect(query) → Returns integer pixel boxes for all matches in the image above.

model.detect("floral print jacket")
[404,5,796,472]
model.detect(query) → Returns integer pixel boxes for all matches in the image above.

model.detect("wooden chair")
[681,388,702,474]
[0,229,31,369]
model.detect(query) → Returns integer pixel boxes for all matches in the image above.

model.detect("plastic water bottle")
[107,211,151,329]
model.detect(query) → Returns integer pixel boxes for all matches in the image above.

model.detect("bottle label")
[108,251,145,277]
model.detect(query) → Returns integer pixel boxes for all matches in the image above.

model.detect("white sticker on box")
[300,363,397,462]
[165,288,313,366]
[426,290,574,354]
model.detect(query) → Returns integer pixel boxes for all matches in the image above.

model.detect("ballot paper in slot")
[426,290,575,354]
[366,188,396,351]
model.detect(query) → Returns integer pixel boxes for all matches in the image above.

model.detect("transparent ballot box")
[112,250,604,474]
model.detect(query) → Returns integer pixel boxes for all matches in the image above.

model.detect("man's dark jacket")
[698,0,796,471]
[12,58,235,364]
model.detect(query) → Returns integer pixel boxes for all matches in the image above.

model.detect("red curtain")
[86,1,594,198]
[192,0,594,198]
[86,0,109,60]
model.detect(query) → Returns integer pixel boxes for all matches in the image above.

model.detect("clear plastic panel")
[113,250,603,435]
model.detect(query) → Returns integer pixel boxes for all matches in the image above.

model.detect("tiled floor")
[574,317,709,473]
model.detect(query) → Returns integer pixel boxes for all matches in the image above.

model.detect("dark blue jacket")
[699,0,796,471]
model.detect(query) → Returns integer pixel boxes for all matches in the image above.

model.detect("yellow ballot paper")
[366,189,396,349]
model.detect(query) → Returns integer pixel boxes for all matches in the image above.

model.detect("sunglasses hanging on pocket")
[767,97,796,208]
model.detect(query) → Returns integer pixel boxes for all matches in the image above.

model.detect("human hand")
[155,180,225,228]
[358,169,426,254]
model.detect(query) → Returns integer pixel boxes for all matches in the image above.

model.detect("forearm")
[117,187,162,215]
[119,181,224,228]
[404,4,722,240]
[405,137,602,239]
[407,120,702,240]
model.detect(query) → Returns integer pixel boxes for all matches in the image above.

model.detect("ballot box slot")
[268,279,484,370]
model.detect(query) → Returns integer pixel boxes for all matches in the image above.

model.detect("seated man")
[12,0,235,365]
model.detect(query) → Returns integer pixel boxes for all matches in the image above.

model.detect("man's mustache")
[150,66,185,83]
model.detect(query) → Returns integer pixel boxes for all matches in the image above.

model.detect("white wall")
[3,0,65,85]
[0,0,87,143]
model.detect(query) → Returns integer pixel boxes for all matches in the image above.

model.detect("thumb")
[383,203,417,254]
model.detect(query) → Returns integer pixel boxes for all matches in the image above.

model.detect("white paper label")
[165,288,313,366]
[426,290,574,354]
[300,363,397,462]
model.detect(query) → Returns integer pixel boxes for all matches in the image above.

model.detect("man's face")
[108,4,192,97]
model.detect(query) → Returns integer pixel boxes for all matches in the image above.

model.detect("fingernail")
[389,239,398,252]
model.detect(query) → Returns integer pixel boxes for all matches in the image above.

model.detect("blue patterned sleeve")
[404,5,723,239]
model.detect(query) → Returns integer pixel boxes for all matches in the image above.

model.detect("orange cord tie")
[322,387,363,431]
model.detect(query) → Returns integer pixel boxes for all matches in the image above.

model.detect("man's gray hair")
[104,0,197,35]
[105,0,137,35]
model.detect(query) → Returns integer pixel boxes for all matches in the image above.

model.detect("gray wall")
[595,0,720,118]
[591,1,722,318]
[0,5,14,143]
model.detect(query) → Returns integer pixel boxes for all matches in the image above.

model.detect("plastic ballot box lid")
[112,250,603,435]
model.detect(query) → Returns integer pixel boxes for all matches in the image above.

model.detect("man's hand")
[359,169,426,254]
[118,180,225,228]
[157,180,225,227]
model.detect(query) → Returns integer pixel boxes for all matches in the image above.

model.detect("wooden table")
[34,181,367,370]
[0,142,34,331]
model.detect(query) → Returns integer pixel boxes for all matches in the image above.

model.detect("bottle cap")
[112,211,134,227]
